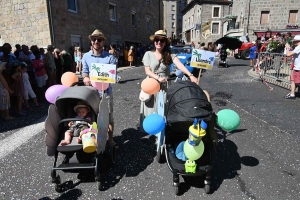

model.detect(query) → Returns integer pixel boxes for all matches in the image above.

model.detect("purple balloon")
[45,85,68,104]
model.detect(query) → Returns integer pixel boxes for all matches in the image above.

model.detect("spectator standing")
[0,61,14,120]
[249,41,257,70]
[53,48,64,84]
[21,64,42,110]
[128,46,134,66]
[33,50,47,101]
[14,44,21,59]
[44,45,56,87]
[11,61,25,116]
[61,50,73,73]
[118,46,124,67]
[124,47,129,66]
[76,47,83,73]
[0,43,18,88]
[284,35,300,99]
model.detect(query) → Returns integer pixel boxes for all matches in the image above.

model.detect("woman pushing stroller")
[141,30,198,117]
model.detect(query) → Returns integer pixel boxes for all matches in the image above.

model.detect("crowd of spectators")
[0,43,76,121]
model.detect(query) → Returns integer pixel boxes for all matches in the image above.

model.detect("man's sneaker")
[117,75,122,83]
[284,93,296,99]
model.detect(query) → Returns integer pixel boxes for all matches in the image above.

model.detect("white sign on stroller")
[97,95,110,154]
[156,90,165,153]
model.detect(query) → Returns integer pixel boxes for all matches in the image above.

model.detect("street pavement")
[0,58,300,200]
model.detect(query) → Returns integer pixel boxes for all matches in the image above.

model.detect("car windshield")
[171,46,192,54]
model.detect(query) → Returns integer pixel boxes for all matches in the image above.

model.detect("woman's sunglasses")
[154,38,165,43]
[91,38,103,42]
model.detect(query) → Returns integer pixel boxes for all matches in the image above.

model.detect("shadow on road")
[209,129,259,197]
[39,188,82,200]
[100,128,156,191]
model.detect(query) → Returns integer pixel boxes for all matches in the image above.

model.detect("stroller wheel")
[54,175,63,193]
[174,186,180,195]
[204,184,211,194]
[97,181,103,191]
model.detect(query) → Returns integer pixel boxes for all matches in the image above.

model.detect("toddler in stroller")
[60,101,91,146]
[162,81,217,195]
[45,85,116,192]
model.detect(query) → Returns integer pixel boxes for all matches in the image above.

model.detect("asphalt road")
[0,57,300,200]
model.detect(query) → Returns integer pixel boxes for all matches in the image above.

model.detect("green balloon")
[217,109,240,131]
[183,140,204,161]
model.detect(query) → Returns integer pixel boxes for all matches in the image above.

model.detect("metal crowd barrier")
[257,52,293,83]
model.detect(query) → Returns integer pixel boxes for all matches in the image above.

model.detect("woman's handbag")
[139,89,152,102]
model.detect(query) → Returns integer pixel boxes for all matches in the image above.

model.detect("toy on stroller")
[157,80,217,195]
[44,82,116,192]
[218,46,228,68]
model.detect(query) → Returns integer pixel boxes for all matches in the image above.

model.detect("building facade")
[225,0,300,41]
[0,0,163,51]
[162,0,186,42]
[181,0,231,45]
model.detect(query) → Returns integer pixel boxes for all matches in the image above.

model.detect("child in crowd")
[0,61,15,120]
[11,61,25,116]
[60,101,91,146]
[32,50,47,101]
[21,64,43,110]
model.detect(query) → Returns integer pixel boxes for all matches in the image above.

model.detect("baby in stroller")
[60,101,91,146]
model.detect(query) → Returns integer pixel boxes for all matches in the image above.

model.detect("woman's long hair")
[153,39,172,65]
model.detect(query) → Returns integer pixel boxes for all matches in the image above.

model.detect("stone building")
[162,0,187,42]
[225,0,300,41]
[181,0,231,45]
[0,0,163,51]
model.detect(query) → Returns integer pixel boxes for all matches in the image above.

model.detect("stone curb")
[248,69,291,90]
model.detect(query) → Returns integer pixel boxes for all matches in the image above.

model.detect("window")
[147,18,151,32]
[260,11,269,24]
[109,3,117,21]
[212,6,220,18]
[171,5,175,11]
[68,0,78,13]
[132,11,137,27]
[171,32,175,39]
[172,22,175,28]
[289,10,298,24]
[211,22,220,34]
[172,14,175,20]
[70,35,81,48]
[191,15,194,23]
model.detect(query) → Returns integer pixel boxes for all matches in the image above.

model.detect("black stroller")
[44,83,116,192]
[162,81,217,195]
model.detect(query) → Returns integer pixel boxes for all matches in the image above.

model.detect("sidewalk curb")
[248,69,291,90]
[117,65,142,73]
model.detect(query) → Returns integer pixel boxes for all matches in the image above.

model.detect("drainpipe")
[246,0,251,35]
[48,0,55,46]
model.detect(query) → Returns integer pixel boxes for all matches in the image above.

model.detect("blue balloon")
[143,114,165,135]
[175,141,187,161]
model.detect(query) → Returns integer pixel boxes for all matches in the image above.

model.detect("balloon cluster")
[45,72,78,104]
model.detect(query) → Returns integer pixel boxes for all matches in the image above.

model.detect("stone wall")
[231,0,300,41]
[0,0,162,52]
[0,0,51,49]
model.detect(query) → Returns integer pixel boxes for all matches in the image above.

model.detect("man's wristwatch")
[189,74,194,77]
[82,75,89,79]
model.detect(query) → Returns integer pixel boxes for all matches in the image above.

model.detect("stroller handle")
[59,118,93,126]
[71,77,84,87]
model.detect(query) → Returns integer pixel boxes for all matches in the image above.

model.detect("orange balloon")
[141,78,160,94]
[61,72,79,87]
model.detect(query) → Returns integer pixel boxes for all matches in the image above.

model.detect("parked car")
[170,45,200,77]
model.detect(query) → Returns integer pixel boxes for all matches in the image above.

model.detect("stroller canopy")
[166,81,212,123]
[55,86,101,117]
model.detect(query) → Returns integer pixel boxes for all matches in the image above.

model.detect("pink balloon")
[45,85,68,104]
[91,81,109,90]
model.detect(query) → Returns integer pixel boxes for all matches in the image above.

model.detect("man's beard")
[93,44,102,50]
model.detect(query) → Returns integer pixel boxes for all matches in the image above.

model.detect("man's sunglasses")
[154,38,165,43]
[91,38,103,42]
